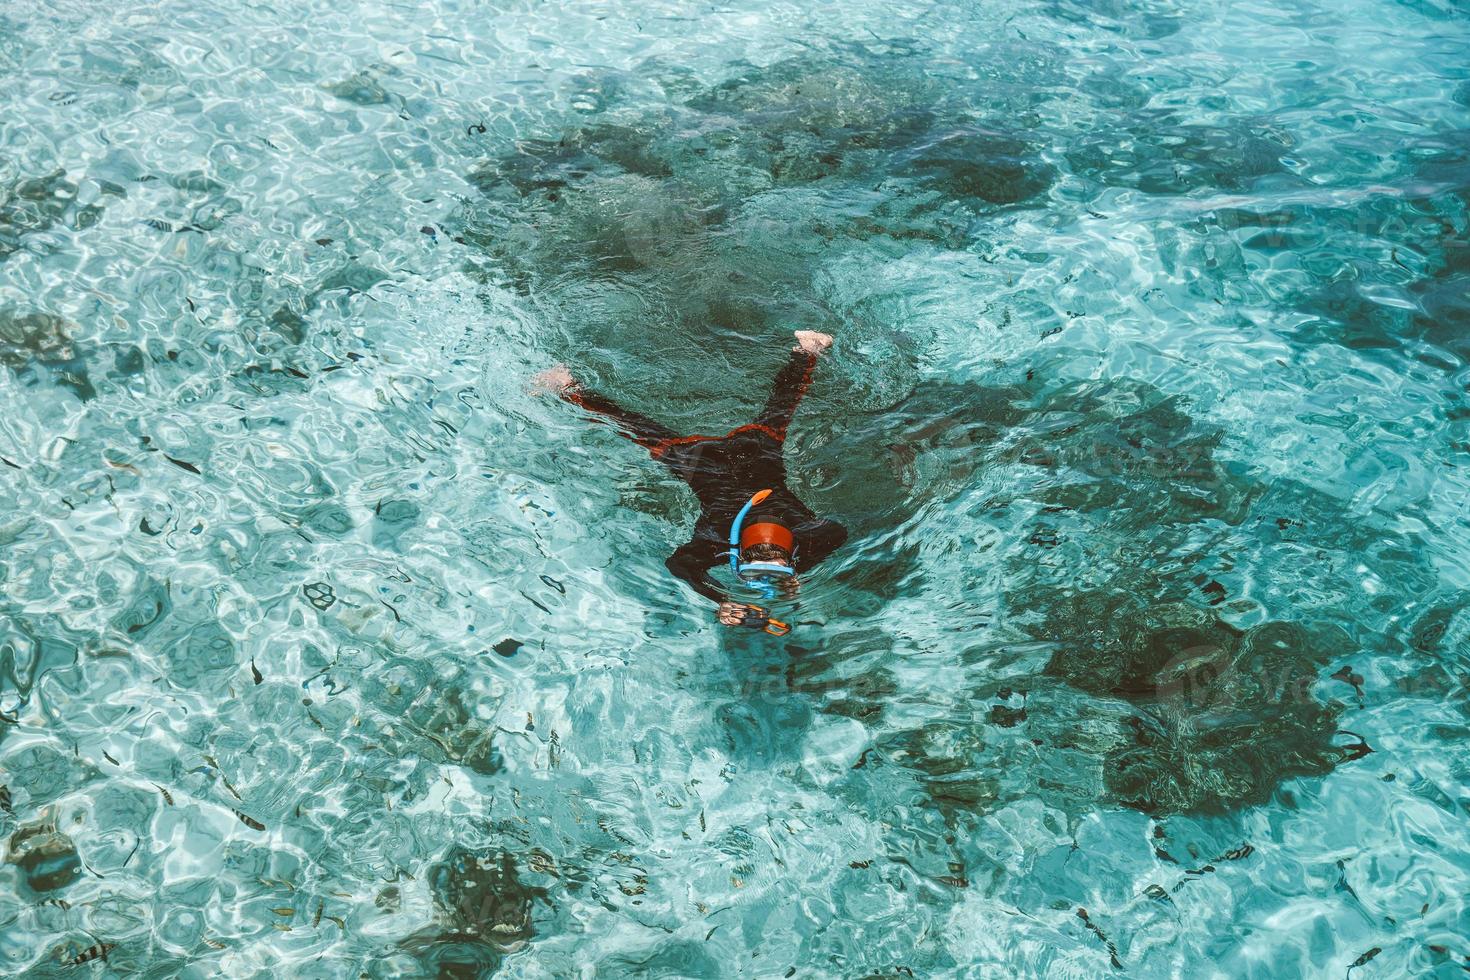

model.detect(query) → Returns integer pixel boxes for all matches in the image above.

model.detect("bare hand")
[531,364,574,394]
[718,601,765,628]
[794,330,833,356]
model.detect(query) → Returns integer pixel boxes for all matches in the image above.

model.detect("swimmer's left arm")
[755,331,833,439]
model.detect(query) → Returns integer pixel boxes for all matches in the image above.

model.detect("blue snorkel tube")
[726,489,793,635]
[728,488,773,577]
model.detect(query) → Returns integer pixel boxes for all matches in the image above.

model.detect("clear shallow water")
[2,0,1469,975]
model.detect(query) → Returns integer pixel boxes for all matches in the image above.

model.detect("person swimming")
[534,330,847,632]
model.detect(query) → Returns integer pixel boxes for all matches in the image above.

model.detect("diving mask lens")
[737,561,795,583]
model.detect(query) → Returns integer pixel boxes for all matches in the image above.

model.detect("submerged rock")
[451,51,1056,382]
[6,821,83,894]
[0,170,84,262]
[360,661,502,775]
[1065,113,1293,195]
[400,848,547,975]
[0,309,94,400]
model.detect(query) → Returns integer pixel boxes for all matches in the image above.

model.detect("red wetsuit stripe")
[648,423,785,459]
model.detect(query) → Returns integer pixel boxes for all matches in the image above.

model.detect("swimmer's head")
[739,541,793,568]
[737,521,797,586]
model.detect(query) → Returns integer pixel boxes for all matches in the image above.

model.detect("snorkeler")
[534,331,847,632]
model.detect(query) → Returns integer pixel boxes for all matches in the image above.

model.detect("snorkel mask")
[729,490,797,596]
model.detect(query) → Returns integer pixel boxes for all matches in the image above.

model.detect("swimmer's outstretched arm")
[533,364,678,450]
[755,331,833,439]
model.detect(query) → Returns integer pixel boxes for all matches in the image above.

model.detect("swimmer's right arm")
[667,545,772,629]
[667,542,726,603]
[532,364,678,448]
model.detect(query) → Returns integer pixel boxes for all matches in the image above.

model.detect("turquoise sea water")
[2,0,1470,975]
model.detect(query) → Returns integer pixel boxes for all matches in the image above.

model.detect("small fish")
[313,901,323,928]
[1335,730,1374,762]
[849,860,871,869]
[141,218,174,232]
[39,898,72,910]
[201,937,227,950]
[102,751,119,765]
[154,784,174,806]
[325,915,346,930]
[935,875,968,888]
[164,455,201,474]
[0,784,12,813]
[1346,947,1381,975]
[233,809,265,831]
[1331,666,1365,698]
[251,660,263,685]
[1076,908,1122,970]
[272,907,294,917]
[62,942,115,966]
[271,923,292,932]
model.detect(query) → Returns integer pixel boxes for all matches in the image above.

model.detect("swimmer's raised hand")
[531,364,575,394]
[794,331,833,356]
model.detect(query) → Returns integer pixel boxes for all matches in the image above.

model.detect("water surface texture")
[2,0,1470,975]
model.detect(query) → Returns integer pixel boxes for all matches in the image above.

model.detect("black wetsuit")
[560,348,848,601]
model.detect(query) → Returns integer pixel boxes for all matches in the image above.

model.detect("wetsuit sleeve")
[755,348,819,440]
[796,520,848,569]
[666,540,727,602]
[561,383,678,450]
